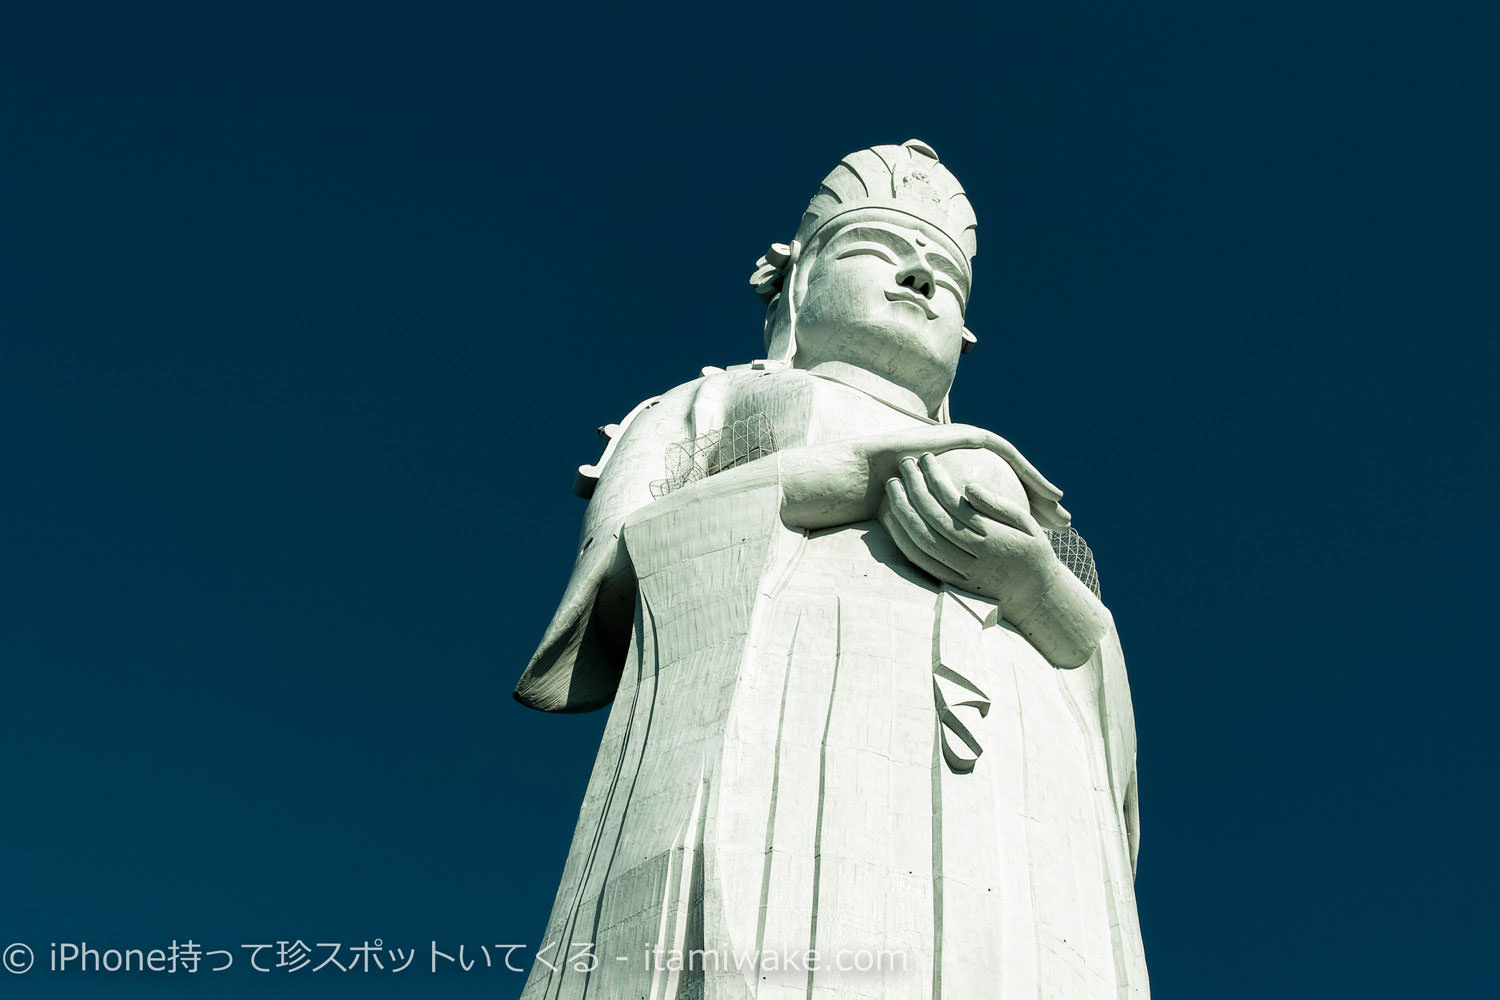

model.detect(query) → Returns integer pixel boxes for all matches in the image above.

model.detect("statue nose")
[896,262,935,300]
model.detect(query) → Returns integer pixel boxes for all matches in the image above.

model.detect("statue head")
[751,140,978,419]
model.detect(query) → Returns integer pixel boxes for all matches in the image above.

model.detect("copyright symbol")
[3,942,33,974]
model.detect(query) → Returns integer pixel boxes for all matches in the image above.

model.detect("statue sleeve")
[513,378,703,713]
[1097,610,1141,876]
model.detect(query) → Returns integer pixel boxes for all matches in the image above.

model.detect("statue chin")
[775,284,964,417]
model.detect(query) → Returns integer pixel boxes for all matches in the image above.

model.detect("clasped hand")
[878,452,1060,622]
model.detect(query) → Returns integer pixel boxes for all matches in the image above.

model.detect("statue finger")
[899,457,980,553]
[885,478,977,572]
[882,504,970,586]
[965,484,1040,536]
[917,453,987,533]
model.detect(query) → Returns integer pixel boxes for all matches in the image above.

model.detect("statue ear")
[763,295,793,361]
[961,327,978,354]
[763,256,802,362]
[757,241,803,363]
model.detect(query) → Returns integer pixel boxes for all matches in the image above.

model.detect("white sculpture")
[516,140,1149,999]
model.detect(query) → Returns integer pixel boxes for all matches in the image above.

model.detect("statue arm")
[514,379,702,712]
[1002,560,1113,670]
[776,423,1106,668]
[1097,610,1140,877]
[777,422,1073,531]
[518,410,1103,704]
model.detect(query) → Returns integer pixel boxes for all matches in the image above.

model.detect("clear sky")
[3,2,1495,997]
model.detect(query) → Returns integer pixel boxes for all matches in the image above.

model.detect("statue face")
[789,216,970,414]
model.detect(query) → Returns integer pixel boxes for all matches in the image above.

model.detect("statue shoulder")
[571,373,717,500]
[573,362,792,498]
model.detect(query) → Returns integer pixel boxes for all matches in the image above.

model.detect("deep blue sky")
[3,2,1496,996]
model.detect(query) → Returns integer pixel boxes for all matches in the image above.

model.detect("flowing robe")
[516,366,1148,999]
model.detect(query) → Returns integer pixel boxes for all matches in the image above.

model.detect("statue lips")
[884,287,938,320]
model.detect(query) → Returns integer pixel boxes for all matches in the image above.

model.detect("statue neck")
[796,360,939,421]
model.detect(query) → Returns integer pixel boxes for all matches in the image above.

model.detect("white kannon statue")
[515,140,1149,999]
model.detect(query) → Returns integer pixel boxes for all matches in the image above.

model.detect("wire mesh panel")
[1044,526,1101,597]
[650,412,778,498]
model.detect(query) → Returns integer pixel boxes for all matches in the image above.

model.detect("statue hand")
[878,453,1061,618]
[878,451,1109,667]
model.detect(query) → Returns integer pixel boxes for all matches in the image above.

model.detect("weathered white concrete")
[515,141,1148,998]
